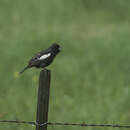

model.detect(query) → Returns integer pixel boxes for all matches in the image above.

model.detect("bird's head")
[51,43,61,53]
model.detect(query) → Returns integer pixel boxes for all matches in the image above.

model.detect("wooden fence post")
[36,69,51,130]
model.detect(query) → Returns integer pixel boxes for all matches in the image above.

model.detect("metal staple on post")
[36,69,51,130]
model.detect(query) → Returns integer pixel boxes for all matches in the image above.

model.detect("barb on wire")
[0,120,130,128]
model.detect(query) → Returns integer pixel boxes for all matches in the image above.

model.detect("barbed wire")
[0,120,130,128]
[0,120,35,125]
[47,122,130,128]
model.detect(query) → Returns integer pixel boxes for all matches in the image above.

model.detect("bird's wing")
[34,48,51,58]
[39,53,51,60]
[30,50,51,62]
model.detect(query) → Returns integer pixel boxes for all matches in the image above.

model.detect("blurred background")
[0,0,130,130]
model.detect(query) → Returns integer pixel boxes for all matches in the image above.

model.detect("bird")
[20,43,61,74]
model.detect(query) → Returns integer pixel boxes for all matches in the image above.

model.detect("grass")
[0,0,130,130]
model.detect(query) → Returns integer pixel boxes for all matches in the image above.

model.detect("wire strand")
[0,120,130,128]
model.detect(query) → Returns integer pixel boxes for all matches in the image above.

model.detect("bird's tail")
[20,65,30,74]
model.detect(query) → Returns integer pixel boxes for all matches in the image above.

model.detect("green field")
[0,0,130,130]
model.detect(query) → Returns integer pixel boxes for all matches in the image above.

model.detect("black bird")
[20,43,61,74]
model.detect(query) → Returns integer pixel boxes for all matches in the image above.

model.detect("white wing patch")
[39,53,51,60]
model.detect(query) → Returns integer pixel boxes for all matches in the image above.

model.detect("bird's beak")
[59,47,62,51]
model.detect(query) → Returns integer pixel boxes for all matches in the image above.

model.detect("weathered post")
[36,69,51,130]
